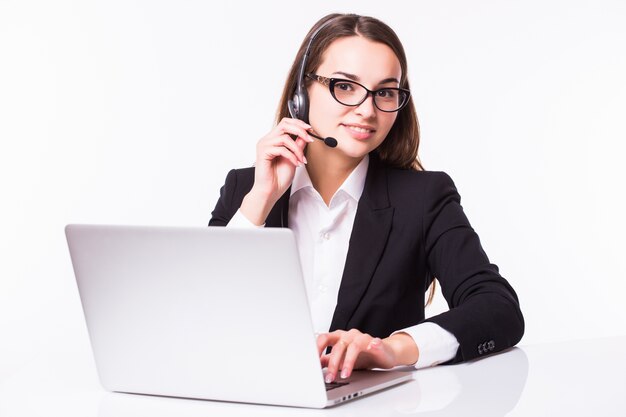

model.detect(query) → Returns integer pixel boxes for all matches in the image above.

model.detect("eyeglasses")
[306,73,410,113]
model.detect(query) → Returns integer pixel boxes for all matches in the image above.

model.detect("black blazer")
[209,154,524,364]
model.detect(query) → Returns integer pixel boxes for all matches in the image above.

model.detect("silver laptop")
[65,224,412,408]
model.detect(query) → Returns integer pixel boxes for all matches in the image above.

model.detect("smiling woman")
[209,13,524,384]
[304,35,403,163]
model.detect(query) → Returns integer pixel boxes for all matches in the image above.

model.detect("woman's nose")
[354,93,377,118]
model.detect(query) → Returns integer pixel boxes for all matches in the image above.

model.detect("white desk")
[1,336,624,416]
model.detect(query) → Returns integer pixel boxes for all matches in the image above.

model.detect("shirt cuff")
[226,209,266,228]
[392,322,460,369]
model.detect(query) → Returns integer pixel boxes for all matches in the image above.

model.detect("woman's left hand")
[316,329,419,383]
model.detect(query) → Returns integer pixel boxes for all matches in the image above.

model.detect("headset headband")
[289,16,341,123]
[297,18,335,93]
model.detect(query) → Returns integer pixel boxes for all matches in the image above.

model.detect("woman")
[210,13,524,384]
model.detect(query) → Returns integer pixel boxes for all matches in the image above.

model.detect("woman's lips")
[341,123,376,140]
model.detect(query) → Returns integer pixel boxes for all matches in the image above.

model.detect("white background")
[1,0,625,381]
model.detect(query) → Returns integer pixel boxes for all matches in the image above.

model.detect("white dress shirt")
[227,155,459,368]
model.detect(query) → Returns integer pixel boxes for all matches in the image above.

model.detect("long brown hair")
[275,13,436,305]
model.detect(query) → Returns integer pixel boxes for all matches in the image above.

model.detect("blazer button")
[478,343,484,355]
[488,340,495,351]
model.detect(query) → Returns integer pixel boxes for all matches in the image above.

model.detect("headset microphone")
[308,131,338,148]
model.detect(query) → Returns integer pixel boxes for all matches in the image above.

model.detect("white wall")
[1,0,625,377]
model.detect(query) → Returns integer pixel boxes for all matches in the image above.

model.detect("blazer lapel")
[329,156,394,332]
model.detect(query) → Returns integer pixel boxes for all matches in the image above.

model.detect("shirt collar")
[290,154,369,202]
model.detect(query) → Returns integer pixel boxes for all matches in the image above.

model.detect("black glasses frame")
[306,73,411,112]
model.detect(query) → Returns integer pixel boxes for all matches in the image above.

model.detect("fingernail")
[341,370,349,379]
[325,373,334,383]
[303,155,308,164]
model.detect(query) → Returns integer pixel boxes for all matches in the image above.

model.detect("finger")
[316,333,330,357]
[262,146,301,168]
[294,136,309,152]
[292,137,310,164]
[339,333,371,379]
[320,353,330,368]
[277,121,315,144]
[317,330,345,356]
[326,340,348,383]
[275,135,308,164]
[261,135,305,165]
[340,341,363,379]
[341,330,374,378]
[280,117,312,131]
[294,137,309,164]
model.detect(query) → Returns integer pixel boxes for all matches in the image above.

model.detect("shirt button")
[321,232,330,240]
[318,284,327,293]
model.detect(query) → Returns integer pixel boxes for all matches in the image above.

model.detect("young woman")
[210,13,524,384]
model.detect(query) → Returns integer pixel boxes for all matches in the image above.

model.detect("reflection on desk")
[98,348,528,417]
[1,336,625,416]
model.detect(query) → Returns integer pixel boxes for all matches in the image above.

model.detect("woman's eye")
[377,89,396,98]
[336,83,353,91]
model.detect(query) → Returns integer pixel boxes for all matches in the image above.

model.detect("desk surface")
[1,336,625,416]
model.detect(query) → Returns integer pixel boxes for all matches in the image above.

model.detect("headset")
[287,17,339,148]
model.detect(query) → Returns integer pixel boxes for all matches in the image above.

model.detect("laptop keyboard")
[325,381,349,391]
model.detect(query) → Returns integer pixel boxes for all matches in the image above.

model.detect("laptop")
[65,224,412,408]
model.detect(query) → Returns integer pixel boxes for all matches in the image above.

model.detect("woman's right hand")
[239,117,314,225]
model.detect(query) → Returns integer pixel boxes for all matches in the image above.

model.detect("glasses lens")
[375,89,407,112]
[331,80,407,112]
[332,81,367,106]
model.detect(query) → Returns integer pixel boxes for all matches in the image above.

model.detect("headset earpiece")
[292,85,309,124]
[290,72,309,123]
[287,16,339,148]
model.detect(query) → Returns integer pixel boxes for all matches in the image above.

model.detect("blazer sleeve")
[423,172,524,363]
[208,169,250,227]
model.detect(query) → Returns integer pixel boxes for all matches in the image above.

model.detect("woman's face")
[307,35,402,161]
